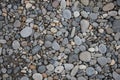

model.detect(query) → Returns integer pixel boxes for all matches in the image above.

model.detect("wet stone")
[79,51,91,62]
[98,44,107,54]
[52,41,60,50]
[63,9,72,19]
[97,57,108,66]
[32,45,41,54]
[0,21,2,29]
[86,67,96,76]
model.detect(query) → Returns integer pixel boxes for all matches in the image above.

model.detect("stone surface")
[60,0,66,9]
[52,41,60,50]
[74,36,82,45]
[20,76,29,80]
[20,27,33,38]
[38,65,46,73]
[32,45,41,54]
[14,20,21,27]
[103,3,114,11]
[79,51,91,62]
[12,40,20,49]
[46,64,54,71]
[64,63,74,71]
[73,11,80,17]
[71,65,79,77]
[32,73,43,80]
[55,66,64,73]
[113,72,120,80]
[113,19,120,32]
[86,67,96,76]
[0,39,6,44]
[98,44,107,54]
[97,57,108,66]
[63,9,72,19]
[80,19,89,33]
[117,0,120,6]
[80,0,89,6]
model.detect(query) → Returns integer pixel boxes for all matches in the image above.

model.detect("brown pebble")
[103,3,114,11]
[110,59,115,65]
[29,64,36,70]
[42,73,47,78]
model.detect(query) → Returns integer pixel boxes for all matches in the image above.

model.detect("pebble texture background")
[0,0,120,80]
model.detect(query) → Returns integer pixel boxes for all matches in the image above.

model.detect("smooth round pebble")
[97,57,108,66]
[46,64,54,71]
[38,65,46,73]
[98,44,107,54]
[79,51,91,62]
[74,36,82,45]
[32,73,43,80]
[12,40,20,49]
[63,9,72,19]
[64,63,74,71]
[52,41,60,50]
[55,66,64,73]
[86,67,96,76]
[20,76,29,80]
[73,11,80,17]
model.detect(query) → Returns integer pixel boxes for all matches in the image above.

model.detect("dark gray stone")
[0,16,4,21]
[117,0,120,6]
[69,54,79,63]
[97,57,108,66]
[113,71,120,80]
[113,19,120,32]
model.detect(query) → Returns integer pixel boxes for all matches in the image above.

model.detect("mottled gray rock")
[81,11,88,18]
[113,71,120,80]
[70,27,76,38]
[78,77,86,80]
[113,19,120,32]
[98,44,107,54]
[52,41,60,50]
[60,0,66,9]
[44,41,52,48]
[32,45,41,54]
[79,51,91,62]
[74,36,82,45]
[20,76,29,80]
[1,68,7,73]
[0,48,2,55]
[32,73,43,80]
[38,65,46,73]
[46,64,54,71]
[97,57,108,66]
[115,32,120,40]
[63,9,72,19]
[55,66,64,73]
[0,39,6,44]
[14,20,21,27]
[108,11,117,16]
[80,19,89,33]
[20,27,33,38]
[86,67,96,76]
[0,21,2,29]
[62,38,68,45]
[69,54,79,63]
[117,0,120,6]
[71,65,79,76]
[80,0,89,6]
[64,63,74,71]
[103,3,114,11]
[45,35,54,41]
[0,16,4,21]
[12,40,20,49]
[89,13,98,20]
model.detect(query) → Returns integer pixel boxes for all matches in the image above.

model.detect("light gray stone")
[80,19,89,33]
[12,40,20,49]
[79,51,91,62]
[63,9,72,19]
[74,36,82,45]
[52,41,60,50]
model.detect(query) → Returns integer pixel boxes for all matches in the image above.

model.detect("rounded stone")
[20,76,29,80]
[14,20,21,27]
[20,27,33,38]
[45,35,54,41]
[73,11,80,17]
[46,64,54,71]
[97,57,108,66]
[63,9,72,19]
[12,40,20,49]
[78,77,86,80]
[64,63,74,71]
[80,19,89,33]
[98,44,107,54]
[86,67,96,76]
[44,41,52,48]
[52,41,60,50]
[79,65,87,69]
[103,3,114,11]
[80,0,89,6]
[38,65,46,73]
[79,51,91,62]
[81,10,88,18]
[74,36,82,45]
[55,66,64,73]
[32,73,43,80]
[52,0,59,8]
[51,28,57,33]
[106,27,113,34]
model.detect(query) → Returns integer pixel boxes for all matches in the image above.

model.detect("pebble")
[98,44,107,54]
[20,76,29,80]
[20,27,33,38]
[46,64,54,71]
[0,39,6,44]
[81,11,88,18]
[52,0,59,8]
[115,32,120,40]
[51,28,57,33]
[0,48,2,55]
[108,11,117,16]
[98,28,104,33]
[45,35,54,41]
[79,51,91,62]
[0,16,4,21]
[79,65,87,69]
[63,9,72,19]
[32,73,43,80]
[110,59,115,65]
[80,19,89,33]
[69,54,79,63]
[86,67,96,76]
[60,0,66,9]
[14,20,21,27]
[38,65,46,73]
[52,41,60,50]
[113,19,120,32]
[32,45,41,54]
[113,71,120,80]
[0,21,2,29]
[78,77,86,80]
[97,57,108,66]
[103,3,114,11]
[62,38,68,45]
[55,66,64,73]
[73,11,80,17]
[117,0,120,6]
[64,63,74,71]
[1,68,7,73]
[26,2,32,9]
[74,36,82,45]
[80,0,89,6]
[89,13,98,20]
[71,27,76,38]
[88,48,95,52]
[44,41,52,48]
[12,40,20,49]
[106,27,113,34]
[71,65,79,77]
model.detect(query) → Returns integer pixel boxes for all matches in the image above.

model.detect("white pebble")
[55,66,64,73]
[73,11,80,17]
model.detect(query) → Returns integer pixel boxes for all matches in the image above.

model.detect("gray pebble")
[64,63,74,71]
[0,21,2,29]
[86,67,96,76]
[63,9,72,19]
[74,36,82,45]
[38,65,46,73]
[78,77,86,80]
[113,71,120,80]
[20,27,33,38]
[46,64,54,71]
[52,41,60,50]
[12,40,20,49]
[71,65,79,76]
[62,38,68,46]
[108,11,117,16]
[32,73,43,80]
[79,51,91,62]
[45,35,54,41]
[1,68,7,73]
[117,0,120,6]
[98,44,107,54]
[113,19,120,32]
[79,45,86,51]
[32,45,41,54]
[69,54,79,63]
[0,16,4,21]
[60,0,66,9]
[89,13,98,20]
[20,76,29,80]
[115,32,120,40]
[81,11,88,18]
[44,41,52,48]
[14,20,21,27]
[80,0,89,6]
[97,57,108,66]
[80,19,89,33]
[0,39,6,44]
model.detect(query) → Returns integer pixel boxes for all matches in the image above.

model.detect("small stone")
[113,19,120,32]
[20,76,29,80]
[115,32,120,40]
[69,54,79,63]
[106,27,113,34]
[52,41,60,50]
[74,36,82,45]
[32,73,43,80]
[51,28,57,33]
[32,45,41,54]
[79,65,87,69]
[38,65,46,73]
[71,27,76,38]
[0,48,2,55]
[97,57,108,66]
[1,68,7,73]
[117,0,120,6]
[88,48,95,52]
[12,40,20,49]
[98,28,104,33]
[46,64,54,71]
[108,11,117,16]
[63,9,72,19]
[64,63,74,71]
[20,27,33,38]
[62,38,68,45]
[45,35,54,41]
[0,16,4,21]
[44,41,52,48]
[113,72,120,80]
[110,59,115,65]
[14,20,21,27]
[26,2,32,9]
[55,66,64,73]
[71,65,79,77]
[0,39,6,44]
[81,11,88,18]
[80,0,89,6]
[0,21,2,29]
[73,11,80,17]
[98,44,107,54]
[26,18,33,23]
[89,13,98,20]
[78,77,86,80]
[86,67,96,76]
[52,0,59,8]
[80,19,89,33]
[60,0,66,9]
[79,51,91,62]
[103,3,114,11]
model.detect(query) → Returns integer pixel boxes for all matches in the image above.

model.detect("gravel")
[38,65,46,73]
[79,51,91,62]
[98,44,107,54]
[86,67,96,76]
[32,45,41,54]
[80,19,89,33]
[32,73,43,80]
[62,9,72,19]
[52,41,60,50]
[103,3,114,11]
[97,57,108,66]
[12,40,20,49]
